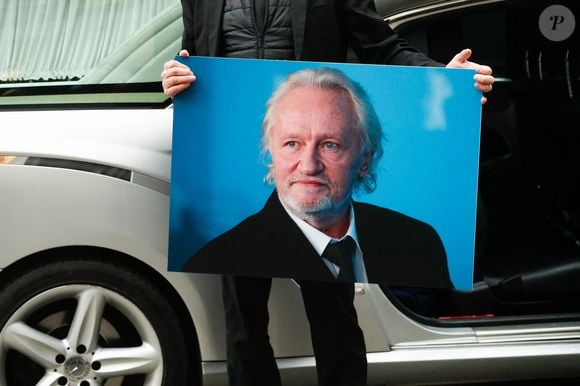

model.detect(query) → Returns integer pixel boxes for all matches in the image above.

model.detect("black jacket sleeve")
[341,0,442,66]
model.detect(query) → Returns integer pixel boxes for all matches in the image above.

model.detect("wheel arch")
[0,244,203,384]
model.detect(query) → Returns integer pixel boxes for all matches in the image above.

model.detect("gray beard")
[283,194,333,216]
[280,192,351,230]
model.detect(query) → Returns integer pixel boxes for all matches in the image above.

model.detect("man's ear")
[359,153,372,178]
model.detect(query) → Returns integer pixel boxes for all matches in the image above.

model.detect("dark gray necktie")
[322,236,356,282]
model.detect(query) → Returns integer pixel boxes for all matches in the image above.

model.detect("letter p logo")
[539,5,575,42]
[550,15,566,31]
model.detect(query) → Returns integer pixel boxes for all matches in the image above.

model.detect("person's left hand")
[447,48,494,104]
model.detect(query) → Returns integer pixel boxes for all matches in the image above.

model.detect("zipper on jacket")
[252,0,267,59]
[257,31,264,59]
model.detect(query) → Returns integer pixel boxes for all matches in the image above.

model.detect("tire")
[0,254,199,386]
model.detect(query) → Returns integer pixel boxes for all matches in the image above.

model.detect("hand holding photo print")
[169,57,481,290]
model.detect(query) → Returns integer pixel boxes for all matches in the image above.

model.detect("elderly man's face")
[269,86,370,219]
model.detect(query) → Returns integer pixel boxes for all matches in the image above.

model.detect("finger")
[162,75,196,96]
[161,66,194,81]
[475,65,493,76]
[164,82,192,98]
[178,49,190,57]
[474,81,493,93]
[481,95,488,105]
[474,74,495,87]
[162,74,196,89]
[163,59,191,71]
[165,83,192,98]
[455,48,472,64]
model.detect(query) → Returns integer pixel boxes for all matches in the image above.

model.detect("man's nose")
[298,145,323,175]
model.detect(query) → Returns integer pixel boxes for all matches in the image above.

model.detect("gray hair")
[261,67,384,193]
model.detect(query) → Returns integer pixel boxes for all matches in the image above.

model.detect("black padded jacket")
[221,0,295,59]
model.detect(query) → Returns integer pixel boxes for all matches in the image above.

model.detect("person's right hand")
[161,50,196,98]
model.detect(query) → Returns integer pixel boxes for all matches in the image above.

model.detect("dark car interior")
[387,0,580,321]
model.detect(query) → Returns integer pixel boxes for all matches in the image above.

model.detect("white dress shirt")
[282,202,369,283]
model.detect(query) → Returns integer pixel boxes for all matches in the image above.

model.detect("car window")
[385,0,580,323]
[0,0,181,108]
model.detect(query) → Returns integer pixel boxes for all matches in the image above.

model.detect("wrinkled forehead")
[274,86,355,122]
[281,85,352,106]
[263,85,359,151]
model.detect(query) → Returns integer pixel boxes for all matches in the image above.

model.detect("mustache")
[288,175,331,186]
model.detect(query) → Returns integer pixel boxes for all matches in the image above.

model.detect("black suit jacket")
[180,0,442,66]
[185,192,453,289]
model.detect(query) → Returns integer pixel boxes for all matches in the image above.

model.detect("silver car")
[1,0,579,385]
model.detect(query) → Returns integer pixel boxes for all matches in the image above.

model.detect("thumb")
[455,48,472,63]
[179,50,190,57]
[452,48,471,64]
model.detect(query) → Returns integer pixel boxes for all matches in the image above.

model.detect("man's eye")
[286,141,298,148]
[322,142,339,151]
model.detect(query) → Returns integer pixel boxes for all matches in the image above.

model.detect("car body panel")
[0,109,173,181]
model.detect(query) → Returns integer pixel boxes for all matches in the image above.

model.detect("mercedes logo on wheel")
[64,356,91,380]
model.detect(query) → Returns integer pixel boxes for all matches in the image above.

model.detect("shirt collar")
[281,199,361,256]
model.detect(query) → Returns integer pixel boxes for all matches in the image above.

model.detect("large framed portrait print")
[169,57,481,290]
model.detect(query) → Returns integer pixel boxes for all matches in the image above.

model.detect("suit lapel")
[207,0,225,56]
[263,192,336,281]
[353,202,385,283]
[290,0,308,60]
